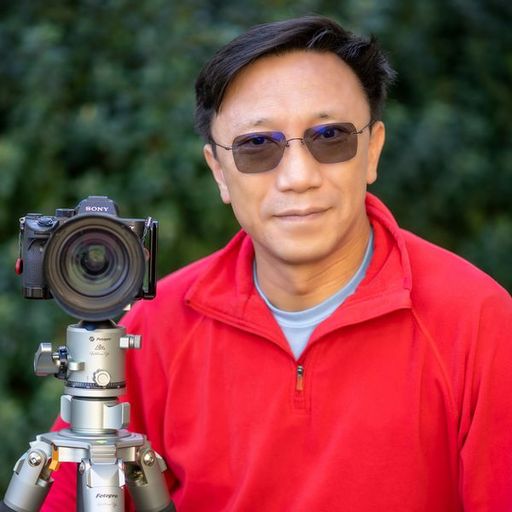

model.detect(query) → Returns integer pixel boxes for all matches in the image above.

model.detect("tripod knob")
[120,334,142,349]
[34,343,58,376]
[93,370,112,387]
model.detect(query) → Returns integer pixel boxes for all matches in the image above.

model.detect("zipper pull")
[296,365,304,392]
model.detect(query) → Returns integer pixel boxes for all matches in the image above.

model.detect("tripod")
[0,320,175,512]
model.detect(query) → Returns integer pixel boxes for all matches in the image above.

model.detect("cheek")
[323,164,370,220]
[328,161,368,195]
[345,153,374,189]
[224,177,269,228]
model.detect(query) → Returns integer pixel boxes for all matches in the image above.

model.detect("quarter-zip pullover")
[43,193,512,512]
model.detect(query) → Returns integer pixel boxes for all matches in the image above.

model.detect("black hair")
[194,15,396,142]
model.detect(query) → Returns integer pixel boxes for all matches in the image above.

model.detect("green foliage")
[0,0,510,495]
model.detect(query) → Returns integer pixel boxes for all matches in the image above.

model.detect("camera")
[17,196,157,321]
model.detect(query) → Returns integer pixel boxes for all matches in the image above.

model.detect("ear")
[366,121,385,185]
[203,144,231,204]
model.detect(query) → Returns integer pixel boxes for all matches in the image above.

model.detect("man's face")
[204,51,385,269]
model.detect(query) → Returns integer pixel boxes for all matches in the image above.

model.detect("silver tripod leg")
[125,441,174,511]
[2,440,54,512]
[76,448,126,512]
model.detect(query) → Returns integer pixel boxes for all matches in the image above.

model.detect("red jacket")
[43,194,512,511]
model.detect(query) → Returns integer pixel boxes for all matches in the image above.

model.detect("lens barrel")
[43,215,146,320]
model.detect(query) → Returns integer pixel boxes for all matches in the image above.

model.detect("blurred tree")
[0,0,510,495]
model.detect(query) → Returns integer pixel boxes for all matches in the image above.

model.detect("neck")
[254,220,372,311]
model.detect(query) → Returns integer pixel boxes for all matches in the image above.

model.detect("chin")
[268,243,335,266]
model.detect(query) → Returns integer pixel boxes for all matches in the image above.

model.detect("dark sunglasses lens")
[305,123,358,164]
[232,133,285,173]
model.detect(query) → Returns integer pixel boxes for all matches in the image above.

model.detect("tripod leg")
[77,458,125,512]
[126,442,175,512]
[1,441,54,512]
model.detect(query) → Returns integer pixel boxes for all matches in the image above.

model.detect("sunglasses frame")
[210,120,374,174]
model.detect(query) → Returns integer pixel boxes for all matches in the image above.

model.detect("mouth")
[274,207,329,221]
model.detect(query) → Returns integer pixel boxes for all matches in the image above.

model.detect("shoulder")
[402,229,511,322]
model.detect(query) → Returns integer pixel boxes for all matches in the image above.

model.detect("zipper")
[294,364,307,410]
[296,365,304,392]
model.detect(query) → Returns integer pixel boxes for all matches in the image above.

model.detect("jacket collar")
[185,193,412,348]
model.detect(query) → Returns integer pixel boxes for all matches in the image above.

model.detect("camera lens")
[64,232,128,297]
[43,215,145,320]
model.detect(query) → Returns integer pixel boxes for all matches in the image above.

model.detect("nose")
[275,139,323,193]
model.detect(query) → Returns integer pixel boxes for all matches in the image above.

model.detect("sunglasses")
[210,120,373,174]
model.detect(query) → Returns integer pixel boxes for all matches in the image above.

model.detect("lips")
[274,207,328,218]
[273,207,330,224]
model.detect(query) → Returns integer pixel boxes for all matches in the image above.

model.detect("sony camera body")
[18,196,157,320]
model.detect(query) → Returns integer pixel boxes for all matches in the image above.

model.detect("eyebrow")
[317,111,336,120]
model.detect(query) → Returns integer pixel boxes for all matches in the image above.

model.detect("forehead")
[213,50,370,134]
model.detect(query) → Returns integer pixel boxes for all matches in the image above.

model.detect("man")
[43,16,512,511]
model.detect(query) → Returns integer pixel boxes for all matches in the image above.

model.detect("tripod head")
[35,320,140,384]
[34,320,141,434]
